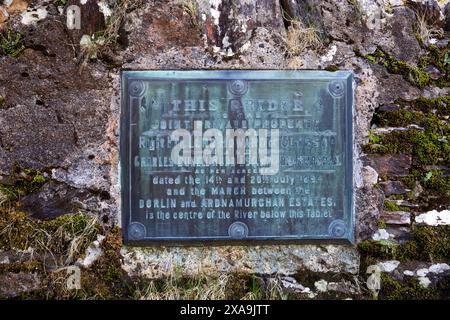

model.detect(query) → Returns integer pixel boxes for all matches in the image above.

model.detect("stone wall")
[0,0,449,299]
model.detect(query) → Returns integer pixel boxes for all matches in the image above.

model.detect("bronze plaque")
[120,71,354,243]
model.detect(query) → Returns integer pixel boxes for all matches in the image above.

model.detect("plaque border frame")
[120,70,355,245]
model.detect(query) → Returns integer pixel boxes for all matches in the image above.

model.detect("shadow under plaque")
[120,70,354,245]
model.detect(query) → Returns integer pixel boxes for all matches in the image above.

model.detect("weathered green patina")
[120,71,354,243]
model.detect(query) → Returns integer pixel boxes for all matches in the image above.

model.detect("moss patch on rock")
[379,273,447,300]
[358,225,450,267]
[364,128,450,166]
[0,30,25,58]
[364,48,430,88]
[418,45,450,88]
[366,104,450,167]
[0,209,99,260]
[362,44,450,89]
[412,225,450,261]
[383,200,410,212]
[406,95,450,116]
[0,166,48,202]
[365,96,450,210]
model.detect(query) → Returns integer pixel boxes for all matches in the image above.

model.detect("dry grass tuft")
[136,272,230,300]
[181,0,199,27]
[135,272,291,300]
[414,12,443,46]
[0,207,99,268]
[281,10,323,57]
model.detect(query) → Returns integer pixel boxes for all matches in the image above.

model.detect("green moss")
[418,53,432,70]
[0,166,48,201]
[373,108,448,134]
[383,200,410,212]
[46,213,97,235]
[54,0,68,6]
[380,273,438,300]
[384,201,401,211]
[415,32,425,49]
[423,45,450,76]
[422,170,450,193]
[415,171,450,209]
[358,239,418,265]
[366,129,449,166]
[0,209,98,254]
[415,45,450,88]
[402,174,417,190]
[0,95,5,109]
[410,96,450,116]
[377,219,387,229]
[401,170,450,210]
[364,48,430,88]
[325,65,340,72]
[389,194,405,201]
[412,225,450,261]
[366,98,450,167]
[358,240,399,265]
[0,210,35,251]
[0,30,25,58]
[394,240,419,261]
[366,54,377,63]
[372,109,417,127]
[364,41,450,89]
[369,129,382,144]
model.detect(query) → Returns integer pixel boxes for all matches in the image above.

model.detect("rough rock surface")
[121,244,359,279]
[1,0,450,299]
[0,272,41,298]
